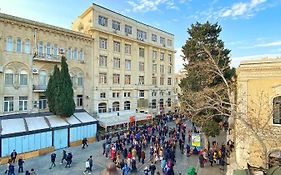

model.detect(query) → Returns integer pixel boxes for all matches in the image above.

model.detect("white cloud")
[231,53,281,67]
[219,0,267,18]
[254,41,281,47]
[128,0,179,12]
[174,48,186,73]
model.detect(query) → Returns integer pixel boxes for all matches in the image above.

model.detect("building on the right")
[235,57,281,170]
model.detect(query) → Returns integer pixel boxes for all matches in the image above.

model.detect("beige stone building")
[173,69,187,112]
[235,58,281,171]
[0,3,175,118]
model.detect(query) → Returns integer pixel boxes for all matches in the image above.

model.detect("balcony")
[33,52,61,63]
[33,85,47,92]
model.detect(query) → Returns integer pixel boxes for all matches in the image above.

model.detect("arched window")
[273,96,281,124]
[38,41,44,57]
[77,73,84,86]
[151,99,157,109]
[19,70,28,85]
[46,42,51,58]
[6,36,13,52]
[39,71,48,88]
[112,102,120,112]
[124,101,130,110]
[98,103,107,113]
[25,39,30,54]
[4,69,14,86]
[167,98,171,107]
[16,38,22,53]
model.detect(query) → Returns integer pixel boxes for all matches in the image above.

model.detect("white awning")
[25,117,49,131]
[65,115,81,125]
[74,112,97,123]
[45,115,69,128]
[1,118,26,135]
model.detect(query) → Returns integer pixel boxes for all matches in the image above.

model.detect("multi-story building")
[173,69,187,113]
[0,3,175,118]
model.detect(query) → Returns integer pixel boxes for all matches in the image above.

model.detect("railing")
[33,52,60,63]
[33,85,47,92]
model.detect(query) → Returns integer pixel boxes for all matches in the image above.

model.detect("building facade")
[235,58,281,170]
[0,3,175,117]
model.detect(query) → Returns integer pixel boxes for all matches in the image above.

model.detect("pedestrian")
[65,152,72,168]
[122,163,130,175]
[18,157,24,173]
[89,156,93,171]
[149,162,156,175]
[8,163,15,175]
[25,170,30,175]
[30,168,36,175]
[83,158,91,174]
[10,150,17,163]
[82,138,88,149]
[49,152,56,169]
[5,160,11,174]
[60,150,67,164]
[141,150,145,164]
[144,166,149,175]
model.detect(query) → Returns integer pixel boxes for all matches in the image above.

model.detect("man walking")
[60,150,67,164]
[49,153,56,169]
[18,157,24,173]
[10,150,17,163]
[83,159,91,174]
[89,156,93,171]
[149,162,156,175]
[65,152,73,168]
[82,138,88,149]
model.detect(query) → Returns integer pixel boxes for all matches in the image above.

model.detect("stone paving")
[0,121,227,175]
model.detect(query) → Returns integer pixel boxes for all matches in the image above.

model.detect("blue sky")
[1,0,281,72]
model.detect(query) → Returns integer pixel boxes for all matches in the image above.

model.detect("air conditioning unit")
[32,68,39,74]
[0,66,3,73]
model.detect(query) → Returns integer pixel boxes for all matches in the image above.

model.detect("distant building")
[173,69,187,112]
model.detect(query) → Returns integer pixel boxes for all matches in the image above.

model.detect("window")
[160,91,164,96]
[125,75,131,85]
[273,96,281,124]
[25,39,30,54]
[124,92,131,98]
[167,98,171,107]
[112,20,120,31]
[137,29,147,40]
[99,38,107,49]
[124,101,131,110]
[168,66,172,74]
[80,49,84,61]
[139,48,145,57]
[19,72,28,85]
[152,51,157,60]
[113,57,120,69]
[77,74,83,86]
[112,92,120,98]
[152,91,157,97]
[4,97,14,112]
[53,44,58,59]
[113,41,120,52]
[67,47,72,59]
[159,99,164,109]
[5,72,13,86]
[167,39,172,46]
[160,65,165,74]
[98,16,108,26]
[139,90,145,98]
[168,54,172,63]
[19,96,28,111]
[152,64,157,73]
[151,99,156,109]
[152,34,157,42]
[99,73,107,84]
[125,25,132,34]
[125,59,131,71]
[139,62,144,71]
[168,78,172,85]
[168,91,171,96]
[76,95,83,107]
[125,44,131,54]
[99,55,107,67]
[113,74,120,84]
[38,41,44,57]
[16,38,22,53]
[39,71,48,88]
[160,37,166,45]
[160,53,165,61]
[112,102,120,112]
[73,48,78,60]
[152,77,157,85]
[100,92,106,98]
[139,76,144,85]
[160,77,164,85]
[98,103,107,113]
[39,96,47,110]
[6,36,13,52]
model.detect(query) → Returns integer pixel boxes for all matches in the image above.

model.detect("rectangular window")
[152,50,157,60]
[53,44,58,59]
[139,90,145,98]
[151,99,157,108]
[152,34,157,42]
[152,64,157,73]
[160,37,166,45]
[168,66,172,74]
[167,39,172,46]
[16,38,22,53]
[73,48,78,60]
[100,92,106,98]
[139,76,144,85]
[38,41,44,57]
[39,96,47,110]
[25,39,30,54]
[152,77,157,85]
[46,43,51,58]
[168,78,172,85]
[125,44,131,54]
[4,97,14,112]
[160,65,165,74]
[20,74,28,85]
[6,37,13,52]
[125,59,131,71]
[99,38,107,49]
[80,49,84,61]
[113,57,121,69]
[99,55,107,67]
[113,74,120,84]
[160,53,165,61]
[98,15,108,26]
[19,96,28,111]
[160,77,164,85]
[5,73,13,85]
[112,20,120,31]
[99,73,107,84]
[139,62,145,71]
[152,91,157,97]
[139,48,145,57]
[124,92,131,97]
[113,41,121,52]
[76,95,83,107]
[125,75,131,85]
[125,25,132,34]
[112,92,120,98]
[168,54,172,63]
[137,29,147,40]
[78,77,83,86]
[67,47,72,60]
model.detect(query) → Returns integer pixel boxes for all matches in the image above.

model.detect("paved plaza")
[0,121,227,175]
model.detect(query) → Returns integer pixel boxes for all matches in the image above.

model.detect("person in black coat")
[49,153,56,169]
[8,164,15,175]
[18,157,24,173]
[10,150,17,164]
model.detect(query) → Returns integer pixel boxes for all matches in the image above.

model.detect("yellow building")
[0,3,175,118]
[235,58,281,171]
